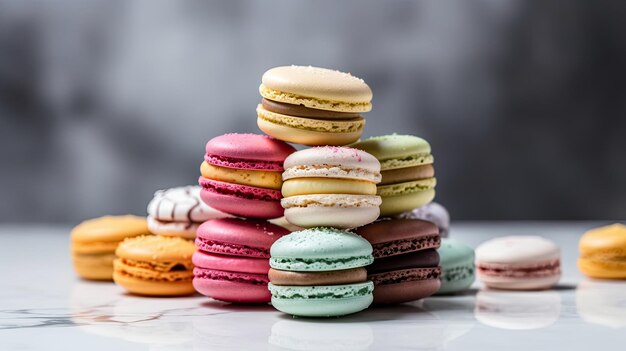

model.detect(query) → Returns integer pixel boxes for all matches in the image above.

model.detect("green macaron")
[351,134,436,216]
[436,238,475,294]
[268,227,374,317]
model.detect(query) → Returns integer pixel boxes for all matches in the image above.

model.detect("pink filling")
[477,260,560,278]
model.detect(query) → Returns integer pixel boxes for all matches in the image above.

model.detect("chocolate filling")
[261,98,360,119]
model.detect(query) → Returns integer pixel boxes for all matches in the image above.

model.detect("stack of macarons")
[193,218,289,303]
[352,134,437,217]
[194,133,296,302]
[356,218,442,304]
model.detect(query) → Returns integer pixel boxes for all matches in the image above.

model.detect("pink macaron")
[199,133,296,219]
[193,218,290,303]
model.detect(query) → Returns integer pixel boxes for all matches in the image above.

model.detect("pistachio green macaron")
[352,134,436,216]
[268,227,374,317]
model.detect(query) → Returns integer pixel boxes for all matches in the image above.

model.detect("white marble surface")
[1,222,626,350]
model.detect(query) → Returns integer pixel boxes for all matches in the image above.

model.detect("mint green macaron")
[436,238,475,295]
[268,227,374,317]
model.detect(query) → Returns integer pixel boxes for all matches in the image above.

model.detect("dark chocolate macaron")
[356,218,442,304]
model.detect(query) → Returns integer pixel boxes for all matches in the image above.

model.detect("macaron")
[257,65,372,146]
[355,218,442,304]
[436,238,475,294]
[70,215,150,280]
[475,236,561,290]
[397,202,450,237]
[193,218,289,303]
[351,134,436,216]
[113,235,196,296]
[199,133,296,219]
[578,223,626,279]
[147,185,230,239]
[281,146,382,228]
[268,227,374,317]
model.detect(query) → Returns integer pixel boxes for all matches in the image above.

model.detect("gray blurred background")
[1,0,625,223]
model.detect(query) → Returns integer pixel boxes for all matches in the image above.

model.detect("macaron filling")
[477,259,561,278]
[282,178,377,197]
[261,98,360,119]
[268,267,367,286]
[257,105,365,134]
[201,161,283,189]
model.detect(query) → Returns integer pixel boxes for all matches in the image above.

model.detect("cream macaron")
[147,186,231,239]
[281,146,382,228]
[257,65,372,146]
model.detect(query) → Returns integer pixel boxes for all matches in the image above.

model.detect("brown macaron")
[355,219,442,304]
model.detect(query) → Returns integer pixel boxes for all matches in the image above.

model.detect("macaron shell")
[379,189,436,216]
[577,257,626,279]
[258,117,363,146]
[261,66,372,107]
[193,251,270,275]
[283,147,381,181]
[199,177,283,219]
[477,273,560,290]
[270,294,373,317]
[115,235,195,262]
[72,253,115,280]
[196,218,289,258]
[437,266,475,295]
[284,204,380,229]
[257,105,365,134]
[371,278,440,305]
[270,227,373,261]
[204,133,296,170]
[475,236,560,265]
[356,218,439,246]
[113,270,195,296]
[351,134,430,160]
[193,276,271,303]
[71,215,149,244]
[147,216,199,239]
[268,282,374,317]
[396,202,450,237]
[147,186,226,223]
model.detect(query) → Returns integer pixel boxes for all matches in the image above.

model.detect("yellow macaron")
[257,65,372,146]
[70,215,150,281]
[113,235,196,296]
[578,223,626,279]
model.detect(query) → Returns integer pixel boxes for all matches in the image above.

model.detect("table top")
[1,222,625,350]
